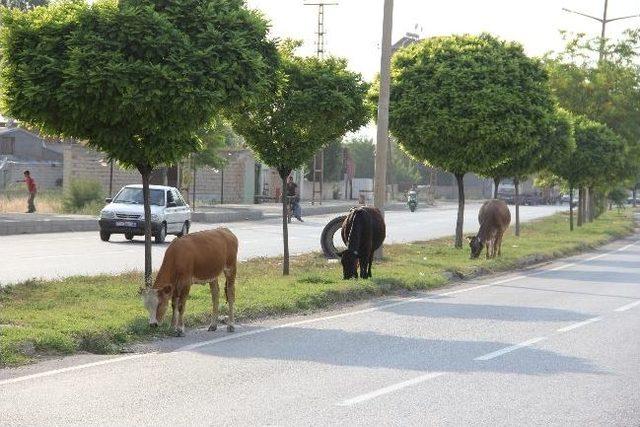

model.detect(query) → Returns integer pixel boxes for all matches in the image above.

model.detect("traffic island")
[0,209,636,367]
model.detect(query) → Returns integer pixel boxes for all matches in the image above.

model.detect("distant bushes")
[62,180,103,214]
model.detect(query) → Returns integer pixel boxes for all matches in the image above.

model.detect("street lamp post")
[373,0,394,258]
[562,1,640,61]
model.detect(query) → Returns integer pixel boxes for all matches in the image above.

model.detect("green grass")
[0,209,636,367]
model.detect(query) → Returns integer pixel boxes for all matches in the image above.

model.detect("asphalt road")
[0,204,563,285]
[1,235,638,426]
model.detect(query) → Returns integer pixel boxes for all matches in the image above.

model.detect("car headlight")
[101,210,115,219]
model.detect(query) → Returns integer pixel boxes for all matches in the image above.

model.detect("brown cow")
[467,199,511,259]
[143,227,238,336]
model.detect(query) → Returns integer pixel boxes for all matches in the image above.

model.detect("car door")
[172,188,190,225]
[165,189,180,233]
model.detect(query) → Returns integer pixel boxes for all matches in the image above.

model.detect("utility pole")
[305,1,338,205]
[563,0,640,62]
[373,0,394,257]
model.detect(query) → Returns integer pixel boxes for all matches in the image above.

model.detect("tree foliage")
[0,0,276,285]
[384,33,554,247]
[545,31,640,185]
[344,136,375,179]
[550,115,625,188]
[0,0,47,11]
[231,42,370,274]
[233,43,370,180]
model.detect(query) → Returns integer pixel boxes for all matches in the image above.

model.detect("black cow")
[339,206,386,279]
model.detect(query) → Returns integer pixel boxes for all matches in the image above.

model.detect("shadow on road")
[534,270,640,285]
[380,300,593,322]
[187,326,604,376]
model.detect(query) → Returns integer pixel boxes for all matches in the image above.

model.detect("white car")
[98,185,191,243]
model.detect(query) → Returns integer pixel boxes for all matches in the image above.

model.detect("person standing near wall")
[17,170,37,213]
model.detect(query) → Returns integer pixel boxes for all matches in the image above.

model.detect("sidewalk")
[0,200,444,236]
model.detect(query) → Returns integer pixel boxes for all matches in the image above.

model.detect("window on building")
[0,136,15,155]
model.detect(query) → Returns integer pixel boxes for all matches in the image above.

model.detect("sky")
[247,0,640,81]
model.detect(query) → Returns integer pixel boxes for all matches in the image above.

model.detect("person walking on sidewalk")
[286,175,303,222]
[17,170,37,213]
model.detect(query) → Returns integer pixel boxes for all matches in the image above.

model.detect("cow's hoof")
[175,329,185,337]
[208,324,217,332]
[227,324,235,333]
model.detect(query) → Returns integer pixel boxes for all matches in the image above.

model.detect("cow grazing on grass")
[143,227,238,336]
[339,206,386,279]
[468,199,511,259]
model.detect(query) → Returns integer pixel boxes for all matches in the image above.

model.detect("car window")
[172,189,185,206]
[166,190,174,206]
[113,188,165,206]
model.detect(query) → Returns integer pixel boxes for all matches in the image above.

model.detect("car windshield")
[113,188,165,206]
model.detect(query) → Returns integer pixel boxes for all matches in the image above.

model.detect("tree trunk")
[140,166,153,288]
[569,186,574,231]
[192,163,197,211]
[493,177,500,199]
[514,177,521,237]
[588,186,595,222]
[454,173,465,249]
[577,187,583,227]
[280,173,290,275]
[633,186,637,208]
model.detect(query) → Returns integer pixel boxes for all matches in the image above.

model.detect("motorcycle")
[407,190,418,212]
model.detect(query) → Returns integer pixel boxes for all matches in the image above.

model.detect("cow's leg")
[367,252,374,278]
[224,266,236,332]
[170,295,179,330]
[359,256,369,279]
[208,278,220,332]
[176,288,189,336]
[496,232,504,257]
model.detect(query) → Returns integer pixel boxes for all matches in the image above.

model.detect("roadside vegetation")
[1,209,635,367]
[0,189,62,214]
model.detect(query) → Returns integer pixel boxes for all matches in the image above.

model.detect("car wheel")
[176,222,189,238]
[125,232,134,241]
[100,230,111,242]
[155,224,166,244]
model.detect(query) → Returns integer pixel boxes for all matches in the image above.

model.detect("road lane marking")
[548,263,576,271]
[490,275,526,285]
[474,337,547,361]
[338,372,446,406]
[614,300,640,312]
[437,284,490,296]
[557,316,602,333]
[0,353,155,386]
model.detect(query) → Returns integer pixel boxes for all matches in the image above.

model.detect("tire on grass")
[320,215,347,259]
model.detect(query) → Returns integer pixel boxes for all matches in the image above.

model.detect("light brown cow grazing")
[468,199,511,259]
[143,227,238,336]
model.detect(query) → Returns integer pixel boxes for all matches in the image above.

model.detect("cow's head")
[339,249,359,279]
[143,286,171,327]
[467,235,483,259]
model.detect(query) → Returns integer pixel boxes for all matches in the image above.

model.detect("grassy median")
[1,209,636,367]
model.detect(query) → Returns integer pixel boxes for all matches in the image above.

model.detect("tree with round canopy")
[386,33,555,248]
[0,0,276,286]
[230,42,370,275]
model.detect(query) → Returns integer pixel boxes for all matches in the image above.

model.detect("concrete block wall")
[64,145,257,203]
[1,160,63,190]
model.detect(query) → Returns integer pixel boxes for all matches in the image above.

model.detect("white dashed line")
[548,263,576,272]
[474,337,548,361]
[490,275,527,285]
[557,317,602,333]
[437,284,491,296]
[614,300,640,312]
[0,353,155,386]
[338,372,446,406]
